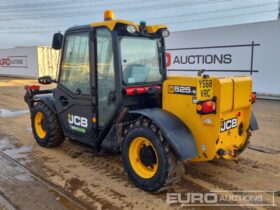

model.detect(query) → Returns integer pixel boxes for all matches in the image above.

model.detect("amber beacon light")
[104,10,115,21]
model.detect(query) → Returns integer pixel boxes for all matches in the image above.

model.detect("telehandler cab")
[24,10,258,191]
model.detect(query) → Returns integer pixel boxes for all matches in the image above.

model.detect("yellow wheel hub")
[34,112,46,139]
[129,137,158,179]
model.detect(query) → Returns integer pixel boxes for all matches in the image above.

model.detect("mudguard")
[250,112,259,131]
[129,108,198,160]
[33,93,57,113]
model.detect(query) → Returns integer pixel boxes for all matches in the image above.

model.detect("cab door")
[95,28,117,129]
[55,30,96,142]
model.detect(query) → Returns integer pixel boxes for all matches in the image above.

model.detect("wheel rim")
[34,112,46,139]
[129,137,158,179]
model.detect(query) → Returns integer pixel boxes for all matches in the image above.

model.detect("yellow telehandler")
[24,10,258,191]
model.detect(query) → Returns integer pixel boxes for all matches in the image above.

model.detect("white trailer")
[0,46,59,79]
[166,20,280,98]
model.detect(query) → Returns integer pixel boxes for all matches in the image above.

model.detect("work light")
[126,25,137,33]
[161,29,170,37]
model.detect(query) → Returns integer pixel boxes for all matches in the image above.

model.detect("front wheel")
[122,119,182,191]
[31,103,64,147]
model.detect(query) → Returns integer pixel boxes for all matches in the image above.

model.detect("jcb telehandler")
[24,10,258,191]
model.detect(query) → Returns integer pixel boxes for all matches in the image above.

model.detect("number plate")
[197,78,214,100]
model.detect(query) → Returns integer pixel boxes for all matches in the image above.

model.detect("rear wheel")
[122,118,183,191]
[31,103,64,147]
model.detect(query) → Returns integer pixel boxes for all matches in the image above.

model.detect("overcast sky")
[0,0,279,49]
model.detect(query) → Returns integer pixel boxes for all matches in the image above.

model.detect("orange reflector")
[92,117,96,123]
[196,104,202,111]
[104,10,115,21]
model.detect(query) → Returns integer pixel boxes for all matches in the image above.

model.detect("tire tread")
[31,102,64,147]
[124,116,183,192]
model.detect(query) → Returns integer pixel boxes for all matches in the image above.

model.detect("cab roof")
[90,19,168,34]
[67,10,168,34]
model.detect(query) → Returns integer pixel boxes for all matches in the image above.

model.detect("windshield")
[120,37,162,85]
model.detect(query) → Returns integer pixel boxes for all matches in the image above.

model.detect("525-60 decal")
[168,85,196,95]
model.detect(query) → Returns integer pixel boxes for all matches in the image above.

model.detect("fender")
[129,108,198,160]
[33,93,57,113]
[249,112,259,131]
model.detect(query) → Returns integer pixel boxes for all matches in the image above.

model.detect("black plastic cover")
[130,108,198,160]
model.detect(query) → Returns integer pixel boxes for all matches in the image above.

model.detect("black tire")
[31,102,64,147]
[122,117,183,192]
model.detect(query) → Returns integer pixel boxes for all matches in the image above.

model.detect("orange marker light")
[104,10,115,21]
[92,117,96,123]
[196,104,202,111]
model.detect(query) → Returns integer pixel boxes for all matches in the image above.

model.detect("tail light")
[123,85,161,96]
[196,100,216,115]
[24,85,40,91]
[251,92,256,104]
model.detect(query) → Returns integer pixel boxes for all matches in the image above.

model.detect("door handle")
[59,96,69,106]
[75,88,81,96]
[108,91,116,104]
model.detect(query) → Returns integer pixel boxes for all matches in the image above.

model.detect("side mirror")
[38,76,55,85]
[52,32,63,50]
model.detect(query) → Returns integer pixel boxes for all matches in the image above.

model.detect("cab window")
[59,32,90,95]
[120,37,162,85]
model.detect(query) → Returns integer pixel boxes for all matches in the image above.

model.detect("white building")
[0,46,59,79]
[166,19,280,97]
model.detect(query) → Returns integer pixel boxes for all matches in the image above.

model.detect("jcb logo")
[220,117,238,132]
[68,114,88,128]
